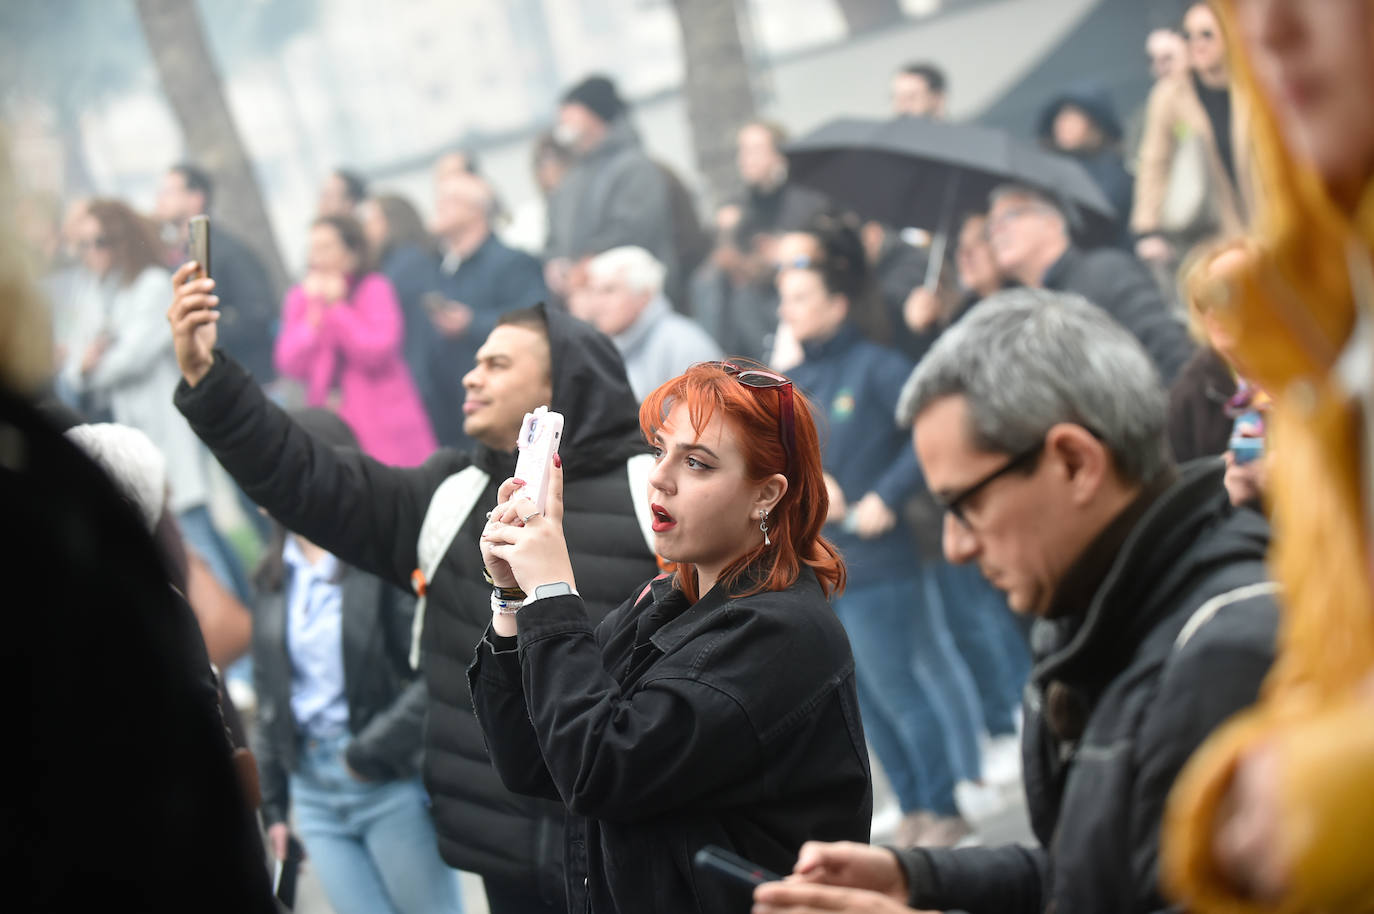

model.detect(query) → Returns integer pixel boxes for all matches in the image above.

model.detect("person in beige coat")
[1132,2,1247,272]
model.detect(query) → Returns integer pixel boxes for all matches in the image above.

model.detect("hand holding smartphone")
[513,406,564,515]
[693,845,781,888]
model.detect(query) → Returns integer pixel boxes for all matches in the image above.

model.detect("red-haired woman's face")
[646,401,783,592]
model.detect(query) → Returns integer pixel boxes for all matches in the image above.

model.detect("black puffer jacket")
[254,567,427,828]
[895,460,1279,914]
[175,304,658,901]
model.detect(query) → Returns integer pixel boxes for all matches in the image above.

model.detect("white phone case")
[512,406,564,514]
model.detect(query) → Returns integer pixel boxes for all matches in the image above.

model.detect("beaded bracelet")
[491,590,524,616]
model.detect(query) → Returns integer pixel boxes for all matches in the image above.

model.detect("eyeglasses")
[707,361,797,476]
[988,205,1053,233]
[936,442,1043,528]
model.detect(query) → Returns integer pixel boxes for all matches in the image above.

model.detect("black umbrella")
[784,116,1117,286]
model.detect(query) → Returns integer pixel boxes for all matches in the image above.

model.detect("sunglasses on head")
[706,361,797,476]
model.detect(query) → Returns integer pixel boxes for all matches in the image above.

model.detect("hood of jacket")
[471,303,646,481]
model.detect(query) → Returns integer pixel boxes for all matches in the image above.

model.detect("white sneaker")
[954,779,1012,827]
[982,734,1023,787]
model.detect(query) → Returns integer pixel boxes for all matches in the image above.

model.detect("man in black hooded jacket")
[168,272,659,914]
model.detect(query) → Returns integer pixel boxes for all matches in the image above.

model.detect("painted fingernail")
[553,454,562,469]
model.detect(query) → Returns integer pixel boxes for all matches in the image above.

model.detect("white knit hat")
[66,423,169,532]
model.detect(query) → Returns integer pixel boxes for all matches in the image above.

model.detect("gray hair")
[896,288,1171,483]
[586,245,666,296]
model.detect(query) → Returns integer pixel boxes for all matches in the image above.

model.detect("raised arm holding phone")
[468,361,872,914]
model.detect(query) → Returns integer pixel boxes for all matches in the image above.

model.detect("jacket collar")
[613,293,672,355]
[646,564,812,656]
[800,322,863,363]
[1041,245,1081,289]
[1034,460,1237,689]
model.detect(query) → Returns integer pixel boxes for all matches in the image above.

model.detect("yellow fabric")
[1161,3,1374,912]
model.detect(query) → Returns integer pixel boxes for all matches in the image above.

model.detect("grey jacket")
[611,293,722,400]
[547,117,675,275]
[63,266,210,512]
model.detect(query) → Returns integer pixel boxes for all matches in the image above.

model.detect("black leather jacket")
[254,565,426,827]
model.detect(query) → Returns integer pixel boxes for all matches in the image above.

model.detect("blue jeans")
[833,575,984,817]
[933,562,1031,737]
[290,734,463,914]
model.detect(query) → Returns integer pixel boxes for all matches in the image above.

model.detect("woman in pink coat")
[275,215,437,466]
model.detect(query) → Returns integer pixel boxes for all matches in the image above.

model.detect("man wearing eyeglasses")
[752,289,1278,914]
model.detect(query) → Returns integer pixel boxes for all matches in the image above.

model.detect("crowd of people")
[7,1,1374,912]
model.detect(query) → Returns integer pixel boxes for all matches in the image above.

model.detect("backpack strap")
[408,465,491,669]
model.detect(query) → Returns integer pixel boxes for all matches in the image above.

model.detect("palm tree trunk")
[133,0,287,296]
[669,0,759,210]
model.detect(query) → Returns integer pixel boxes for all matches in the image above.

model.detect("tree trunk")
[669,0,759,210]
[832,0,906,35]
[133,0,287,296]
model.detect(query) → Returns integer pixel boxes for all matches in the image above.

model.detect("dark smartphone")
[693,845,781,889]
[188,214,211,281]
[273,835,306,909]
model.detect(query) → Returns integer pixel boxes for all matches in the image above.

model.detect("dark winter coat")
[1043,245,1195,385]
[1167,346,1238,463]
[894,460,1279,914]
[254,565,427,828]
[470,567,873,914]
[175,304,658,903]
[2,386,274,912]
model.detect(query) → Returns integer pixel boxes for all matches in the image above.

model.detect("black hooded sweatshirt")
[175,303,659,903]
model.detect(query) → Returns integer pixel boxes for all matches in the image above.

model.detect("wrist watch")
[533,581,575,601]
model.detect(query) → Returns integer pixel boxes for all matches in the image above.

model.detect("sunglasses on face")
[706,361,797,476]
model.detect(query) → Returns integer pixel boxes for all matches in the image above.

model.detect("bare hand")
[851,493,897,540]
[823,473,848,525]
[482,458,575,597]
[791,841,908,900]
[902,287,943,333]
[267,823,293,862]
[1212,742,1289,902]
[80,334,109,376]
[1135,235,1174,265]
[715,203,743,235]
[755,884,926,914]
[1223,450,1267,508]
[167,261,220,387]
[429,301,474,338]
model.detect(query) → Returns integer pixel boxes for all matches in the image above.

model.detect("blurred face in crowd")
[307,222,358,276]
[646,401,783,584]
[432,174,490,241]
[317,174,356,218]
[891,72,944,118]
[358,199,388,259]
[74,213,113,278]
[1185,3,1227,76]
[461,324,553,451]
[956,215,1003,298]
[586,269,651,337]
[1232,0,1374,202]
[155,170,204,226]
[1052,105,1104,153]
[434,151,473,184]
[737,124,785,189]
[915,395,1114,617]
[987,193,1066,284]
[777,267,847,345]
[556,102,606,154]
[1147,28,1187,80]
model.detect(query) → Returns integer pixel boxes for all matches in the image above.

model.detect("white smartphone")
[513,406,564,515]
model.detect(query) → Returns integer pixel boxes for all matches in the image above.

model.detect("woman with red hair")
[469,361,872,914]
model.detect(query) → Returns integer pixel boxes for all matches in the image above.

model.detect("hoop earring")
[760,509,771,546]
